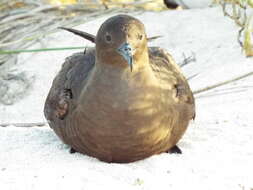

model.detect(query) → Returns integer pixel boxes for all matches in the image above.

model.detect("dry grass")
[215,0,253,56]
[0,0,167,64]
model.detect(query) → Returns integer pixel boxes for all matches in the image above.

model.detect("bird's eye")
[137,34,143,40]
[105,34,112,42]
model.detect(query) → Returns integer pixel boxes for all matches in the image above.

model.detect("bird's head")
[95,15,148,72]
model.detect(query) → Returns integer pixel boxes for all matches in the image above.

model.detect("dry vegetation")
[214,0,253,56]
[0,0,167,64]
[0,0,166,105]
[0,0,252,107]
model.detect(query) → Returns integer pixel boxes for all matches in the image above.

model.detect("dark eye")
[137,34,143,40]
[105,34,112,42]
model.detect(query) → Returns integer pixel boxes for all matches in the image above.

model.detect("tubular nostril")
[125,47,131,51]
[117,42,134,56]
[117,42,134,71]
[123,44,132,52]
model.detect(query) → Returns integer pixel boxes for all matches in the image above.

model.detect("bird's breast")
[65,68,185,162]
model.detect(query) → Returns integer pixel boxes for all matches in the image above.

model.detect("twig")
[0,122,47,127]
[0,46,85,54]
[193,71,253,94]
[0,8,118,48]
[238,27,244,48]
[179,52,196,67]
[222,2,246,27]
[0,5,59,24]
[0,27,57,48]
[187,73,199,81]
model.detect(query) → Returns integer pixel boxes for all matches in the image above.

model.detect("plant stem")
[0,46,85,54]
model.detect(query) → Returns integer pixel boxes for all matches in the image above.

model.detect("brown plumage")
[44,15,195,163]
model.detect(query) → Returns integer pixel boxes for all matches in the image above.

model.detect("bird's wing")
[59,27,96,43]
[59,27,161,43]
[148,47,195,120]
[44,48,95,128]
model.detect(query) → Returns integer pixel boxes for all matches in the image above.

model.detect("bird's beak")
[117,42,134,72]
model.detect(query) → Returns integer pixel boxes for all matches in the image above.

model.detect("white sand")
[0,7,253,190]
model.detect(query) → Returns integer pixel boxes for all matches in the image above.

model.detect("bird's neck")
[96,48,150,72]
[94,53,151,80]
[78,52,158,114]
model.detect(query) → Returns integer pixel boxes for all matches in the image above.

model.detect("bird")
[44,15,195,163]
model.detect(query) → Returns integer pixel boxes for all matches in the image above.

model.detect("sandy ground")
[0,7,253,190]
